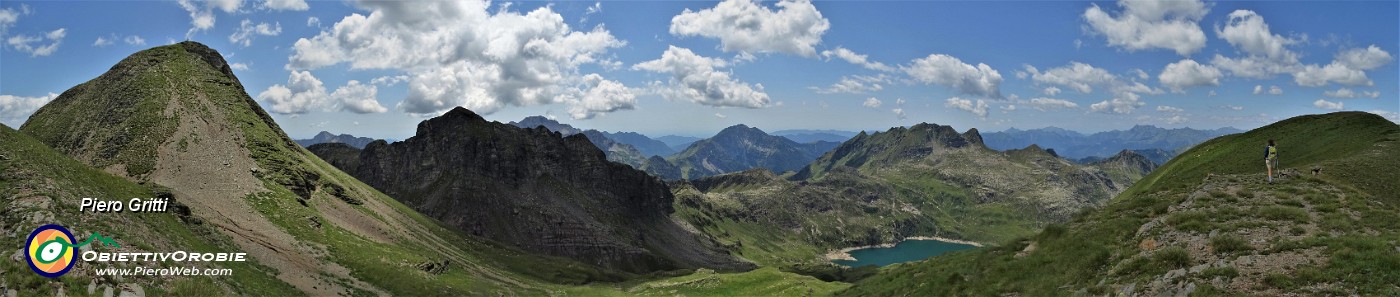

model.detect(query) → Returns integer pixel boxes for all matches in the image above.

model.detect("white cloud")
[1158,59,1221,92]
[1027,97,1078,111]
[1323,88,1380,99]
[262,0,307,11]
[370,75,409,86]
[177,0,243,38]
[290,1,628,116]
[945,97,989,119]
[862,97,882,108]
[257,70,329,115]
[1025,61,1158,114]
[229,62,249,70]
[93,36,113,47]
[1217,10,1300,62]
[1090,92,1145,114]
[1082,0,1209,55]
[306,16,320,27]
[1252,85,1285,95]
[903,54,1003,98]
[1336,45,1394,70]
[895,98,906,105]
[634,46,770,108]
[1208,90,1218,96]
[124,35,145,46]
[1130,68,1149,80]
[0,92,58,127]
[1155,105,1184,113]
[669,0,829,57]
[1043,86,1061,96]
[0,9,17,36]
[1210,10,1303,79]
[1023,62,1115,93]
[332,80,387,114]
[1223,104,1243,111]
[892,108,906,120]
[7,28,65,57]
[229,19,281,47]
[812,74,888,94]
[714,112,727,119]
[821,47,894,72]
[1164,115,1188,124]
[562,73,637,120]
[1313,99,1343,110]
[1293,62,1372,87]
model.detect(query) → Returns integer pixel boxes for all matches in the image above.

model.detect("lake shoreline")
[823,236,985,261]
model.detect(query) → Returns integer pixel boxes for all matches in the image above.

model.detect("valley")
[2,40,1395,297]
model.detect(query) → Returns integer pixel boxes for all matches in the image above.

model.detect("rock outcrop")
[310,107,752,273]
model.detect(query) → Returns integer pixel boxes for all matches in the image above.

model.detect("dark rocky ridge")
[311,107,752,273]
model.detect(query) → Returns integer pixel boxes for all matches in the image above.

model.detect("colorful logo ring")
[26,224,76,278]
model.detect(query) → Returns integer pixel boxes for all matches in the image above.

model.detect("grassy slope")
[840,112,1400,296]
[0,125,300,296]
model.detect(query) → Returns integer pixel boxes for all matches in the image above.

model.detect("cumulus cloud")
[124,35,145,46]
[714,112,726,118]
[892,108,906,120]
[1156,105,1184,113]
[1090,92,1145,114]
[670,0,829,57]
[1336,45,1395,70]
[903,54,1003,98]
[0,92,58,126]
[1313,99,1343,110]
[259,71,391,114]
[97,33,145,48]
[177,0,243,38]
[7,28,65,57]
[332,80,387,114]
[229,62,249,70]
[306,16,319,27]
[1027,97,1078,111]
[258,70,329,115]
[821,47,894,72]
[370,75,409,86]
[229,19,281,47]
[1209,10,1303,79]
[561,73,637,120]
[634,46,770,108]
[1082,0,1209,55]
[1158,59,1221,92]
[1323,88,1380,99]
[945,97,989,119]
[1251,85,1283,95]
[811,74,888,94]
[289,1,628,116]
[1043,86,1062,96]
[0,4,32,36]
[261,0,307,11]
[862,97,882,108]
[1025,62,1158,114]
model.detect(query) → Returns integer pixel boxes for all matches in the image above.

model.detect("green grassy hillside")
[841,112,1400,296]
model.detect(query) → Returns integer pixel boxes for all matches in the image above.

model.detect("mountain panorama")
[1,0,1397,296]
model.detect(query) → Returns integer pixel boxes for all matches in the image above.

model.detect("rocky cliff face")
[310,107,751,273]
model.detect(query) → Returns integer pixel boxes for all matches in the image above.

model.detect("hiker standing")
[1265,139,1278,183]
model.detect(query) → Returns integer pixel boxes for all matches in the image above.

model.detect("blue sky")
[1,0,1396,139]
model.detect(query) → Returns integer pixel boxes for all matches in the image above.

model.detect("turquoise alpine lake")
[832,239,978,267]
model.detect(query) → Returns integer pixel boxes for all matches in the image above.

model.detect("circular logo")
[26,224,76,278]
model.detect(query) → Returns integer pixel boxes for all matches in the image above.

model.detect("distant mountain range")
[770,129,861,143]
[294,131,379,148]
[982,125,1242,163]
[656,135,703,151]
